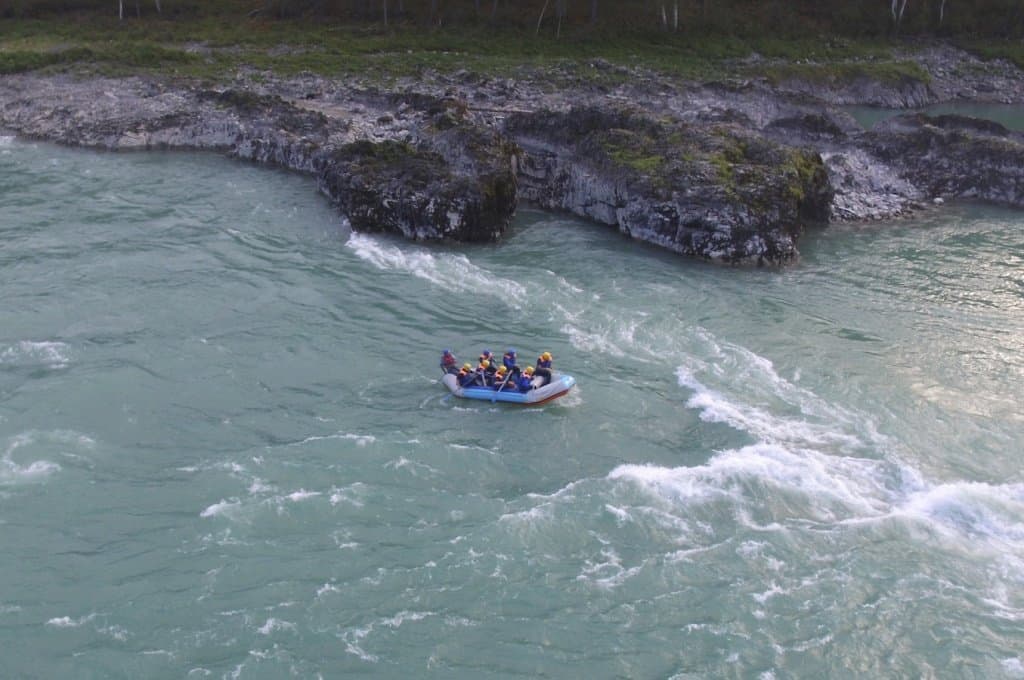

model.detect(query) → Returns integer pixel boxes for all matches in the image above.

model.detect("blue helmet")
[482,349,492,356]
[443,349,452,355]
[507,348,516,354]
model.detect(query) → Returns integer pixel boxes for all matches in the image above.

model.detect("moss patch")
[600,129,666,175]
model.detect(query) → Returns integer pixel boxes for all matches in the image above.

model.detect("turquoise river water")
[2,135,1024,678]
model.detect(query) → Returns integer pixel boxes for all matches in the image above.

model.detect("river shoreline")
[3,42,1023,264]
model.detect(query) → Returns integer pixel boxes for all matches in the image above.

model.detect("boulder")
[507,107,832,264]
[865,113,1024,207]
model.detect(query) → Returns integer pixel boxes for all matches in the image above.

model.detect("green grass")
[0,43,197,74]
[957,39,1024,71]
[0,13,924,84]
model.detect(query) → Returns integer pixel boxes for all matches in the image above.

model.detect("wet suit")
[534,355,552,386]
[440,353,458,374]
[457,367,476,387]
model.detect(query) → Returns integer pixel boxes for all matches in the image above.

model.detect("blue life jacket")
[517,375,534,392]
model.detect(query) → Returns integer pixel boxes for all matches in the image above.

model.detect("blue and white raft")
[441,373,576,405]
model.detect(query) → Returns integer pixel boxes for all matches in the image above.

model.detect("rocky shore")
[2,44,1023,264]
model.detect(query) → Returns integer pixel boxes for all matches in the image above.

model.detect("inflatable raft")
[441,372,576,405]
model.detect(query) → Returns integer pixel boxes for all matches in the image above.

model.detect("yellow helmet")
[462,363,472,370]
[480,360,490,369]
[541,352,552,360]
[524,366,535,375]
[496,366,507,374]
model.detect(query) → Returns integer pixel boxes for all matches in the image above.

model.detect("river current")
[2,136,1023,678]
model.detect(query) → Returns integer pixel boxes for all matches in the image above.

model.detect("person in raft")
[457,363,476,387]
[502,348,518,372]
[474,359,493,386]
[534,351,553,386]
[479,350,499,381]
[492,365,511,390]
[440,349,458,374]
[516,365,536,392]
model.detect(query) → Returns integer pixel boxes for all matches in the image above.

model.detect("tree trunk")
[135,0,140,18]
[383,0,388,25]
[590,0,597,24]
[660,3,667,28]
[118,0,124,20]
[893,0,908,34]
[673,0,678,31]
[536,0,549,34]
[154,0,161,13]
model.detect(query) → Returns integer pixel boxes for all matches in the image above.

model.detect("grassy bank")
[0,10,987,86]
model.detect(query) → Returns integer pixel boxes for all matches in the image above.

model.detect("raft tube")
[442,372,576,405]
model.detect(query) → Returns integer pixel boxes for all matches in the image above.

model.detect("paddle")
[496,366,518,393]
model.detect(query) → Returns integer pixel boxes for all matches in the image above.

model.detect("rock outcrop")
[0,75,518,243]
[3,41,1024,266]
[508,107,832,264]
[865,114,1024,207]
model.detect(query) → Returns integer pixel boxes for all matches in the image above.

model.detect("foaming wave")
[0,431,88,484]
[346,233,526,304]
[577,546,642,589]
[200,499,243,519]
[607,443,1024,603]
[0,135,13,146]
[611,443,894,523]
[1003,658,1024,677]
[900,478,1024,544]
[384,457,439,476]
[257,618,296,635]
[47,614,97,628]
[283,489,320,502]
[339,611,436,662]
[201,487,328,521]
[46,613,127,640]
[0,459,59,482]
[676,367,866,454]
[0,341,71,369]
[562,323,629,358]
[98,624,129,641]
[315,583,340,599]
[663,328,890,459]
[897,479,1024,603]
[298,432,376,447]
[329,483,366,507]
